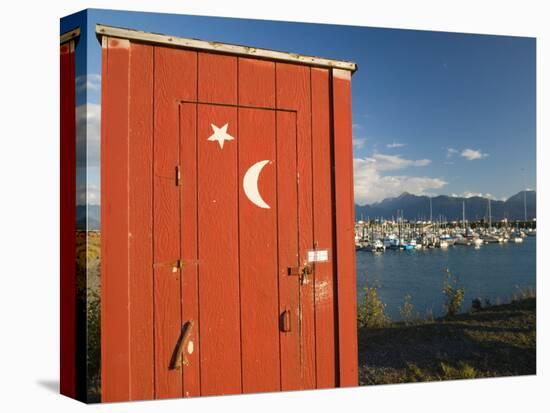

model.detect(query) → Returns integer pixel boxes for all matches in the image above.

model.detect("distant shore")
[358,297,536,385]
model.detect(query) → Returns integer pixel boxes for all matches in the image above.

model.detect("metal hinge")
[153,259,183,273]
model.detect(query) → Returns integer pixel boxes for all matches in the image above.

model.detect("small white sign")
[307,249,329,263]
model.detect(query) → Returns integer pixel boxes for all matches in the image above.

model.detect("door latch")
[288,264,313,284]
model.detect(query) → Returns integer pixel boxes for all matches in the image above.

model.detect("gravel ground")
[358,297,536,385]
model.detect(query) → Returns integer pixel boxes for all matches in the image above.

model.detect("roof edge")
[95,24,357,73]
[60,27,80,45]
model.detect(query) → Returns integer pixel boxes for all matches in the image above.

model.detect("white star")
[208,123,234,149]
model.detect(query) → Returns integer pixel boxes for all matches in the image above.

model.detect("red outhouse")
[97,24,358,402]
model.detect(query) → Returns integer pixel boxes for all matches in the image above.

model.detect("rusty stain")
[108,38,130,49]
[315,280,330,302]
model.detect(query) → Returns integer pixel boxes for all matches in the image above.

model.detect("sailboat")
[455,201,472,245]
[481,198,503,243]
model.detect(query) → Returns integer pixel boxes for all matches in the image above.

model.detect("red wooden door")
[174,101,322,395]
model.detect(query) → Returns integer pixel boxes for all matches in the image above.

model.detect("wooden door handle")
[280,309,291,332]
[170,320,194,370]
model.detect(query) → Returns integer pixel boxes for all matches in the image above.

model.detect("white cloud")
[386,142,406,149]
[447,147,459,158]
[366,153,431,171]
[460,148,488,161]
[354,154,446,204]
[77,184,100,206]
[352,137,366,149]
[76,103,100,167]
[76,74,101,94]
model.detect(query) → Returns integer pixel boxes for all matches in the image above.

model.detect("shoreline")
[358,296,536,385]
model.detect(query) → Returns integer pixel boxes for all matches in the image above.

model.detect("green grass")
[358,297,536,385]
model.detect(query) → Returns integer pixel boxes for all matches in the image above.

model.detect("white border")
[0,1,546,412]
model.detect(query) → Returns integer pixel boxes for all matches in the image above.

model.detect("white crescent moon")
[243,160,271,209]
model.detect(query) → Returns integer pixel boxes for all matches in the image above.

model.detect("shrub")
[440,362,477,380]
[358,281,390,328]
[425,308,435,322]
[399,294,415,324]
[511,285,536,302]
[87,289,101,398]
[442,268,465,317]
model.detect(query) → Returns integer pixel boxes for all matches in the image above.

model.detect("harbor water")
[356,236,536,320]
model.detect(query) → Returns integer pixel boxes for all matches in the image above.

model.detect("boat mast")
[462,200,466,230]
[520,167,529,225]
[488,198,492,228]
[523,189,527,225]
[429,197,433,222]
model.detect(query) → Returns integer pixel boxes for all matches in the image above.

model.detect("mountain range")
[355,190,536,222]
[78,190,536,229]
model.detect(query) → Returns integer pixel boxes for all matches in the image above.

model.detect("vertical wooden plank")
[198,53,237,104]
[197,104,241,395]
[238,108,279,393]
[179,103,200,397]
[276,63,316,389]
[197,52,241,396]
[154,46,197,399]
[152,95,181,399]
[153,46,197,399]
[311,68,337,388]
[276,111,300,391]
[60,39,76,399]
[238,58,276,108]
[101,37,131,402]
[128,42,154,400]
[332,68,358,387]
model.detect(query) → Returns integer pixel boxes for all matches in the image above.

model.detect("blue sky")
[61,9,536,206]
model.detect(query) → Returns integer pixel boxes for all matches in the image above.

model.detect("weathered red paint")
[276,63,317,389]
[128,43,154,401]
[276,109,301,390]
[239,107,280,393]
[332,69,359,387]
[197,103,242,396]
[311,67,337,388]
[101,37,131,402]
[179,102,201,397]
[60,38,76,399]
[100,34,357,402]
